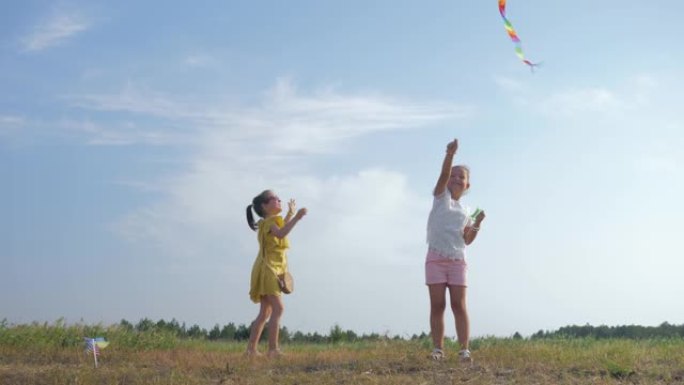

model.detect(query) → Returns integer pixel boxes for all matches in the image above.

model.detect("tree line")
[3,318,683,343]
[530,322,684,340]
[117,318,408,343]
[118,318,684,343]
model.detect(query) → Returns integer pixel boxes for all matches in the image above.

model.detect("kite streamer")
[498,0,539,71]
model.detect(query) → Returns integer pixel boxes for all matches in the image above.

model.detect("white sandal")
[430,348,445,360]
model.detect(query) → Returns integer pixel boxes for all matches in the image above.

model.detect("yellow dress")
[249,216,290,303]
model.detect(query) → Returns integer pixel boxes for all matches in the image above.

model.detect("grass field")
[2,323,684,384]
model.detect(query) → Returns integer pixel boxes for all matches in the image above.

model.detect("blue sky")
[2,0,683,338]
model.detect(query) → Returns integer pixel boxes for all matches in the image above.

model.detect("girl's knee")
[256,308,272,322]
[451,300,467,314]
[271,304,284,318]
[266,295,284,314]
[431,301,447,314]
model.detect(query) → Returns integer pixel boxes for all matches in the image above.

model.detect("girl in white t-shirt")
[426,138,485,362]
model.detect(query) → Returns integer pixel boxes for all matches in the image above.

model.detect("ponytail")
[246,189,273,231]
[246,204,258,231]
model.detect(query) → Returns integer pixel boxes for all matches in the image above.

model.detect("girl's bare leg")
[449,285,469,351]
[246,298,272,354]
[428,283,447,350]
[265,294,284,355]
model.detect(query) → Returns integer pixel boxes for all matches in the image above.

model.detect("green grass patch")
[2,322,684,384]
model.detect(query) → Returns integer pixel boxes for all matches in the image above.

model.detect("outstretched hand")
[287,199,296,215]
[446,139,458,155]
[295,208,307,220]
[475,210,486,226]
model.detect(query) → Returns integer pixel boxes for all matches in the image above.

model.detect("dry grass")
[2,339,684,384]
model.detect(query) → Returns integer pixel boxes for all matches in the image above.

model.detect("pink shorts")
[425,250,467,286]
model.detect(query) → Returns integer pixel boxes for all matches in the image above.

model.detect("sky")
[2,0,683,339]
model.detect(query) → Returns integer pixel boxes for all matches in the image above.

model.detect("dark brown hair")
[246,190,273,231]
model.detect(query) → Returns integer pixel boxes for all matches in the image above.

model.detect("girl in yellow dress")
[245,190,307,357]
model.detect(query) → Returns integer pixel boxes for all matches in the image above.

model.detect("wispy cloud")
[0,115,25,126]
[22,11,91,52]
[0,115,26,136]
[540,87,622,116]
[66,84,195,120]
[183,54,218,68]
[253,79,471,153]
[493,76,526,93]
[495,72,669,119]
[60,119,188,146]
[66,78,472,152]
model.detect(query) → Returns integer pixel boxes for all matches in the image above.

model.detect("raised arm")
[270,208,307,239]
[433,139,458,196]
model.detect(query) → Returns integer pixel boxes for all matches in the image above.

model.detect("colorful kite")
[498,0,539,71]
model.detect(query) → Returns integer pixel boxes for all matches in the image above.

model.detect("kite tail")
[498,0,539,70]
[524,60,541,72]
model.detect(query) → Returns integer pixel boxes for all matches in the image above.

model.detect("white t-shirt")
[426,191,473,260]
